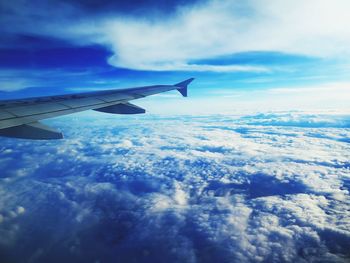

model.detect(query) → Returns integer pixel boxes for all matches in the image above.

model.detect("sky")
[1,2,350,262]
[0,0,350,113]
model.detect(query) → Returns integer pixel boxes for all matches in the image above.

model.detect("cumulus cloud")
[0,112,349,262]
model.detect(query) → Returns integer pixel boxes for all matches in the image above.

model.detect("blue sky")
[0,0,349,113]
[1,2,350,262]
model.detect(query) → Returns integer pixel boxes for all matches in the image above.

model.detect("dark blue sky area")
[64,0,202,14]
[0,43,110,69]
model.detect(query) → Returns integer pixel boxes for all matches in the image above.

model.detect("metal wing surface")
[0,78,194,139]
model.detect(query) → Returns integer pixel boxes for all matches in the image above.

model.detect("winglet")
[174,78,194,97]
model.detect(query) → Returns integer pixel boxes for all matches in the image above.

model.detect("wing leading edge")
[0,78,194,140]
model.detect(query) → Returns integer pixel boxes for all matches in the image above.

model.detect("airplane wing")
[0,78,194,140]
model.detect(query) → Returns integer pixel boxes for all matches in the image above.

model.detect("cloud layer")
[0,112,349,262]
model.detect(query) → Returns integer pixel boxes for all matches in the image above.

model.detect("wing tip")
[174,78,194,97]
[174,78,195,88]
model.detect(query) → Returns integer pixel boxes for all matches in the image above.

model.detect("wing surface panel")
[0,78,194,139]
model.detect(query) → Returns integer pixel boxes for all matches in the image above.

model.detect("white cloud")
[66,0,350,71]
[173,181,188,206]
[0,79,36,92]
[0,68,95,92]
[16,206,25,214]
[5,0,350,71]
